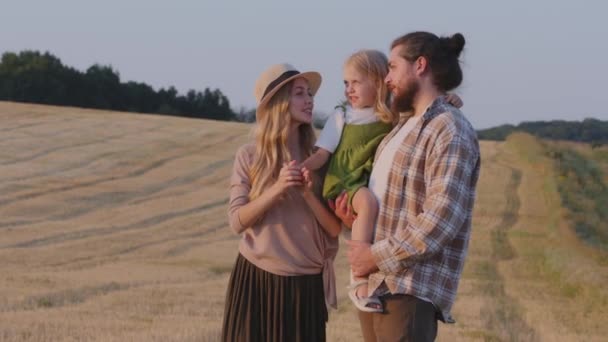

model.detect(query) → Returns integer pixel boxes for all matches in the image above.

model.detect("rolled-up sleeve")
[228,145,252,234]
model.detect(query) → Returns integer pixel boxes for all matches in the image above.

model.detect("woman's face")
[288,77,314,125]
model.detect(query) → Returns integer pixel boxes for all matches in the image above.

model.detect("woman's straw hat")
[254,63,322,112]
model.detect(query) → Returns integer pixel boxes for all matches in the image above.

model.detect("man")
[335,31,481,341]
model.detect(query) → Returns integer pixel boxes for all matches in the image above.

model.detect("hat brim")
[257,71,322,112]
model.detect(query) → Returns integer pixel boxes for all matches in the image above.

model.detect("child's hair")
[345,50,396,124]
[249,80,315,200]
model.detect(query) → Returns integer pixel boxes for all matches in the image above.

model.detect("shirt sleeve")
[371,130,480,273]
[315,110,345,153]
[227,145,253,234]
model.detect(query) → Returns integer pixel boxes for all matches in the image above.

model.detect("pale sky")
[1,0,607,128]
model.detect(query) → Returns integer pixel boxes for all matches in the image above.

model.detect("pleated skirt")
[221,253,328,342]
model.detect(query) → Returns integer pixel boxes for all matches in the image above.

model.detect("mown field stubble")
[1,102,606,341]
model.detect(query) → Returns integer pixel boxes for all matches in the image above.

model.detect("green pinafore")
[322,119,392,204]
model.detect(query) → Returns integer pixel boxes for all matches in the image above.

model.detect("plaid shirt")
[369,96,480,323]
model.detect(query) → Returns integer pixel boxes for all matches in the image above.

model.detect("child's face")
[343,64,376,109]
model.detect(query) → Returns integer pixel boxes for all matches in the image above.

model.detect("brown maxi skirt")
[221,253,328,342]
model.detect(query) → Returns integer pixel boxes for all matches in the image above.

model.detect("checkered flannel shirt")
[369,96,481,323]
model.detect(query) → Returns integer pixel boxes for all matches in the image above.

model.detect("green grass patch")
[25,282,128,310]
[462,329,502,341]
[209,265,233,275]
[540,250,582,298]
[546,146,608,250]
[471,260,500,280]
[491,167,521,261]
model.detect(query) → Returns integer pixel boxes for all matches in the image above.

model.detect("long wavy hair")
[249,80,316,200]
[345,50,397,124]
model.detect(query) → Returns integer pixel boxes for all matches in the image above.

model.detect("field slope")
[0,102,606,341]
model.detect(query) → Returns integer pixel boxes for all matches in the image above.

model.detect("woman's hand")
[328,191,357,229]
[445,93,463,108]
[271,160,303,197]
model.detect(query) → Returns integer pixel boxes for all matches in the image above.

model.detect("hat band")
[262,70,300,100]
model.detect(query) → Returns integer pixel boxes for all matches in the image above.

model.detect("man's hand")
[328,191,356,228]
[347,240,379,277]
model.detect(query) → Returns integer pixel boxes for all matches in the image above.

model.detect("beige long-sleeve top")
[227,143,339,308]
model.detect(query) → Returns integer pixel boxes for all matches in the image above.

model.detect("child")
[302,50,463,312]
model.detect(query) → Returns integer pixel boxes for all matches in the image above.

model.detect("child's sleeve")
[315,110,345,153]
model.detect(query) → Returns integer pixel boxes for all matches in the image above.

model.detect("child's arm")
[445,93,463,108]
[301,147,331,171]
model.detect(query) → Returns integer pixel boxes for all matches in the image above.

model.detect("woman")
[221,63,342,342]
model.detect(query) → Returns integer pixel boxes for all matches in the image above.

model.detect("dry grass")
[1,102,606,341]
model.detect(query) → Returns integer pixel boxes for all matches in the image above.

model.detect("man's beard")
[390,79,420,114]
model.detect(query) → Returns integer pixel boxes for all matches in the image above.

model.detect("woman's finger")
[286,181,303,187]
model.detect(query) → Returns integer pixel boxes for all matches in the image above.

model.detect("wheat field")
[1,102,606,341]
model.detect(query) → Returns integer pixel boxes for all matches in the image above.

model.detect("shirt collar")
[348,106,375,116]
[421,96,449,121]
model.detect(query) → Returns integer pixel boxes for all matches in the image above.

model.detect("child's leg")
[351,187,378,243]
[350,187,378,301]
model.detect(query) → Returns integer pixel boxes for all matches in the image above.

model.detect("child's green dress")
[322,119,392,204]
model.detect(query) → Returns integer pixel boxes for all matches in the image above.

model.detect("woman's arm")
[300,167,342,238]
[229,158,304,233]
[234,185,282,230]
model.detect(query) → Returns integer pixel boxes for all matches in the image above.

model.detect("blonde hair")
[345,50,396,124]
[249,80,316,200]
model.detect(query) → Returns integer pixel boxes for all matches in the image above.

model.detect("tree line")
[477,118,608,146]
[0,50,236,121]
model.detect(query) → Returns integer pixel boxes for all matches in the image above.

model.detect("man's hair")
[391,31,465,91]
